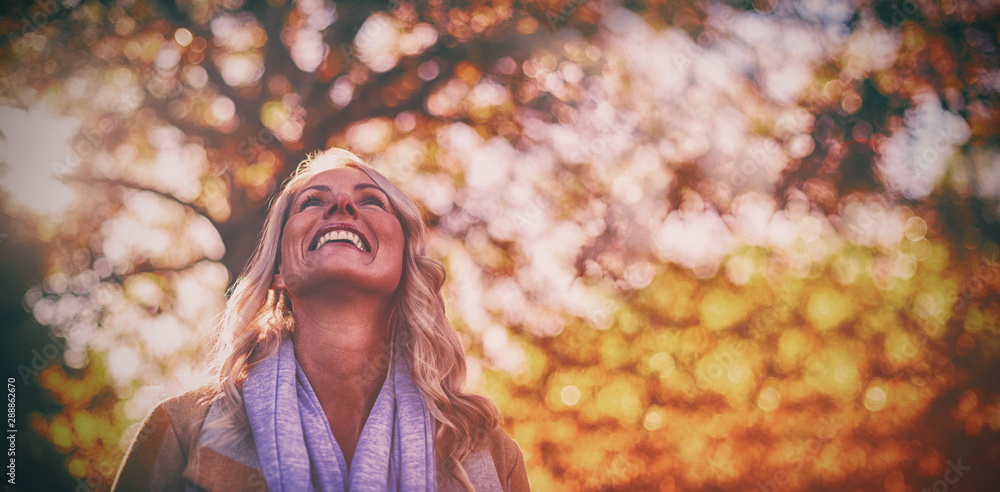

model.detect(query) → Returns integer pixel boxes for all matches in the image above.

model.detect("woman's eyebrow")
[354,183,386,195]
[299,183,385,194]
[300,184,330,194]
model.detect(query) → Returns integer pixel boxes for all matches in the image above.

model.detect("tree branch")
[59,173,221,230]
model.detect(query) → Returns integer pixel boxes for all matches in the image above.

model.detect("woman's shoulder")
[477,425,523,466]
[140,386,219,445]
[158,386,218,422]
[469,425,530,491]
[113,386,221,491]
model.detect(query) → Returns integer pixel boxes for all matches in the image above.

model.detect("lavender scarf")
[243,338,437,491]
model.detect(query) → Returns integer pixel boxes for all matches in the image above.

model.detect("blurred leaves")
[2,0,1000,490]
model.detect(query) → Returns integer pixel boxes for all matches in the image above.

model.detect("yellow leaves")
[521,343,548,383]
[863,378,889,412]
[40,365,63,390]
[11,1,1000,489]
[912,276,959,327]
[901,23,927,52]
[964,307,985,333]
[122,272,165,309]
[559,385,581,406]
[543,368,590,412]
[592,377,643,424]
[924,242,950,272]
[71,411,101,446]
[643,406,663,431]
[694,340,761,404]
[757,386,781,412]
[454,61,482,86]
[49,415,74,451]
[509,421,567,492]
[647,352,676,378]
[613,308,644,335]
[908,237,933,261]
[260,100,290,130]
[563,430,606,468]
[547,366,645,425]
[235,160,278,190]
[707,443,741,484]
[858,307,901,338]
[550,320,600,365]
[67,458,87,478]
[803,345,865,400]
[676,432,708,469]
[884,328,921,368]
[805,287,855,331]
[700,289,750,331]
[40,364,106,408]
[632,270,699,323]
[777,329,816,373]
[199,176,232,221]
[677,326,711,361]
[634,329,680,376]
[599,332,629,369]
[757,378,782,412]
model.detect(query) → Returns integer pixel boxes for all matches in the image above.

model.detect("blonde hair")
[207,148,499,485]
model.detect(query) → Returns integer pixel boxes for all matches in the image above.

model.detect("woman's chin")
[291,270,401,300]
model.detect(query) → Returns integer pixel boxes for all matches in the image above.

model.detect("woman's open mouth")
[311,225,371,252]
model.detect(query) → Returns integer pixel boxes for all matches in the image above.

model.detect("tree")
[1,0,998,489]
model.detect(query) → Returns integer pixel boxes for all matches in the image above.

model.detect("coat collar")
[183,398,266,491]
[181,398,504,492]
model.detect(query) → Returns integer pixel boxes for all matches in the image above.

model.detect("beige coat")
[113,387,530,491]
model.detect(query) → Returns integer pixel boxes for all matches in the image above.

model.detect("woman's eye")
[298,196,323,211]
[361,195,387,209]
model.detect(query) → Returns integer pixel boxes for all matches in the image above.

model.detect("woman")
[113,148,530,491]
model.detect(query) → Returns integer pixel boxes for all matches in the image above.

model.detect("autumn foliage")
[1,0,999,490]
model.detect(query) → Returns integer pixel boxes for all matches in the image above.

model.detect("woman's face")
[272,167,405,302]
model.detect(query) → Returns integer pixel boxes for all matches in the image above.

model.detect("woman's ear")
[271,268,286,290]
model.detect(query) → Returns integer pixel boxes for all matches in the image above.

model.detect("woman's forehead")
[301,167,377,188]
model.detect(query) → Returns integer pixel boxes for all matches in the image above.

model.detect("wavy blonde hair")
[207,148,498,486]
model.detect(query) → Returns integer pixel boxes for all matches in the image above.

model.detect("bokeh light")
[2,0,1000,490]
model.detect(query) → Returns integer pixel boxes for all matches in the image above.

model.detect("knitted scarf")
[243,338,437,491]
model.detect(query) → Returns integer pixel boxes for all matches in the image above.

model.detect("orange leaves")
[494,239,1000,489]
[805,287,855,331]
[700,288,750,331]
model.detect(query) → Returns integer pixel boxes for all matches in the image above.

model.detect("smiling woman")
[112,148,529,491]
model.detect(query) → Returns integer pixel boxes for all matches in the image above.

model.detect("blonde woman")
[113,148,529,491]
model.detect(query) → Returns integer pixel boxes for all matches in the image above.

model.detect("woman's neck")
[289,295,393,470]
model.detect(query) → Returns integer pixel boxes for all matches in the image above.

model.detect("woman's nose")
[324,193,358,218]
